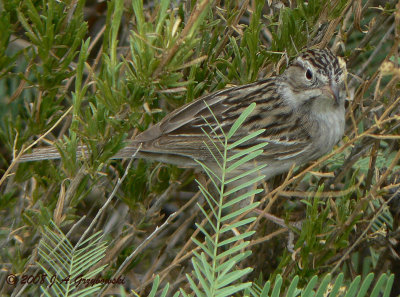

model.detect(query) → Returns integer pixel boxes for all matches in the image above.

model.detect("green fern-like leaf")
[146,275,176,297]
[37,221,108,297]
[248,273,394,297]
[181,102,266,296]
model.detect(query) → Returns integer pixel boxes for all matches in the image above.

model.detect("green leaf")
[37,221,107,297]
[216,268,253,289]
[315,274,331,297]
[285,276,299,297]
[220,217,257,233]
[196,203,217,232]
[215,282,253,297]
[192,258,211,296]
[301,275,318,297]
[218,231,255,247]
[370,274,388,297]
[344,276,361,297]
[227,103,256,138]
[216,251,252,273]
[217,242,250,259]
[225,165,267,184]
[227,143,268,162]
[221,189,263,209]
[227,129,266,150]
[330,273,344,297]
[259,281,271,297]
[221,202,260,222]
[192,237,214,259]
[224,175,265,196]
[271,275,282,297]
[188,102,262,295]
[186,273,206,297]
[356,273,374,297]
[382,274,394,297]
[226,150,264,173]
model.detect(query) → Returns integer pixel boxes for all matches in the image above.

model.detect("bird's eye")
[305,69,313,80]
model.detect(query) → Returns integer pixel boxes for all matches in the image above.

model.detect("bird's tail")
[17,146,65,162]
[16,143,141,163]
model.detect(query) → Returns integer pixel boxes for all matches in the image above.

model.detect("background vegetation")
[0,0,399,296]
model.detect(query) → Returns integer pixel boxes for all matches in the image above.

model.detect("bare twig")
[76,144,142,248]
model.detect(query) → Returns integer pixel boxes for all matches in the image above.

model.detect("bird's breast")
[312,106,345,155]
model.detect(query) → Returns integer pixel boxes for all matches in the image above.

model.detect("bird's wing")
[133,78,314,163]
[135,79,275,142]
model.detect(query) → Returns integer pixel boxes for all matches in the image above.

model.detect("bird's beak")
[331,82,340,104]
[322,82,340,104]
